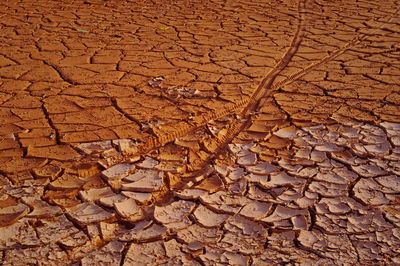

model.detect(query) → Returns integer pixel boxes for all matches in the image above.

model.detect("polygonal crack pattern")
[1,0,400,264]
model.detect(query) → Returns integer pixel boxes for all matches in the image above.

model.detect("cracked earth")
[1,0,400,265]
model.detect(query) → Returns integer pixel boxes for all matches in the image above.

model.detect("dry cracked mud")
[1,0,400,265]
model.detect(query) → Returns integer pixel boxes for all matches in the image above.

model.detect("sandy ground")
[1,0,400,264]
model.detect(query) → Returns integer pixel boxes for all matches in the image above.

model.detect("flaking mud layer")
[0,0,400,264]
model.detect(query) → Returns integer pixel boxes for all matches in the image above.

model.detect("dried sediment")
[1,0,400,264]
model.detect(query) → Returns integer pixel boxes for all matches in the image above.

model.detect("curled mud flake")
[32,164,62,180]
[345,212,390,234]
[163,239,185,259]
[310,150,328,162]
[351,163,386,178]
[75,162,102,178]
[302,135,324,146]
[246,161,279,175]
[187,241,205,252]
[314,143,344,152]
[364,142,391,156]
[198,247,225,265]
[200,191,252,214]
[112,139,139,155]
[66,202,114,226]
[380,122,400,131]
[239,201,272,220]
[278,158,303,171]
[121,191,152,204]
[259,135,291,149]
[375,175,400,193]
[214,165,229,176]
[193,204,230,227]
[81,240,126,266]
[247,184,275,202]
[352,240,381,261]
[391,136,400,146]
[332,167,358,182]
[79,187,115,202]
[123,169,161,182]
[362,134,388,145]
[0,203,30,226]
[98,194,126,208]
[137,156,160,168]
[337,125,361,139]
[227,167,246,181]
[229,214,268,236]
[3,243,68,265]
[0,219,41,249]
[0,175,12,187]
[297,230,327,250]
[35,214,79,244]
[228,178,247,195]
[124,241,166,265]
[220,215,267,254]
[174,189,207,200]
[100,222,122,241]
[296,196,318,209]
[196,174,225,192]
[155,160,186,173]
[21,196,62,218]
[295,148,311,159]
[121,170,164,192]
[291,215,308,230]
[277,188,303,202]
[244,175,269,189]
[360,124,386,137]
[101,163,135,180]
[292,166,318,178]
[120,223,168,242]
[154,200,196,225]
[113,198,144,221]
[268,171,304,187]
[353,178,390,206]
[273,126,298,139]
[228,143,255,155]
[220,251,250,265]
[314,171,350,184]
[237,150,258,166]
[317,198,352,215]
[331,150,358,165]
[309,181,348,197]
[49,173,87,190]
[177,223,223,246]
[59,230,88,248]
[262,205,308,224]
[5,186,44,199]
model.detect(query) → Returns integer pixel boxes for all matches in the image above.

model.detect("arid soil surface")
[1,0,400,264]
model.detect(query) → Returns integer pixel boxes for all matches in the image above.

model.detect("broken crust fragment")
[0,204,30,227]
